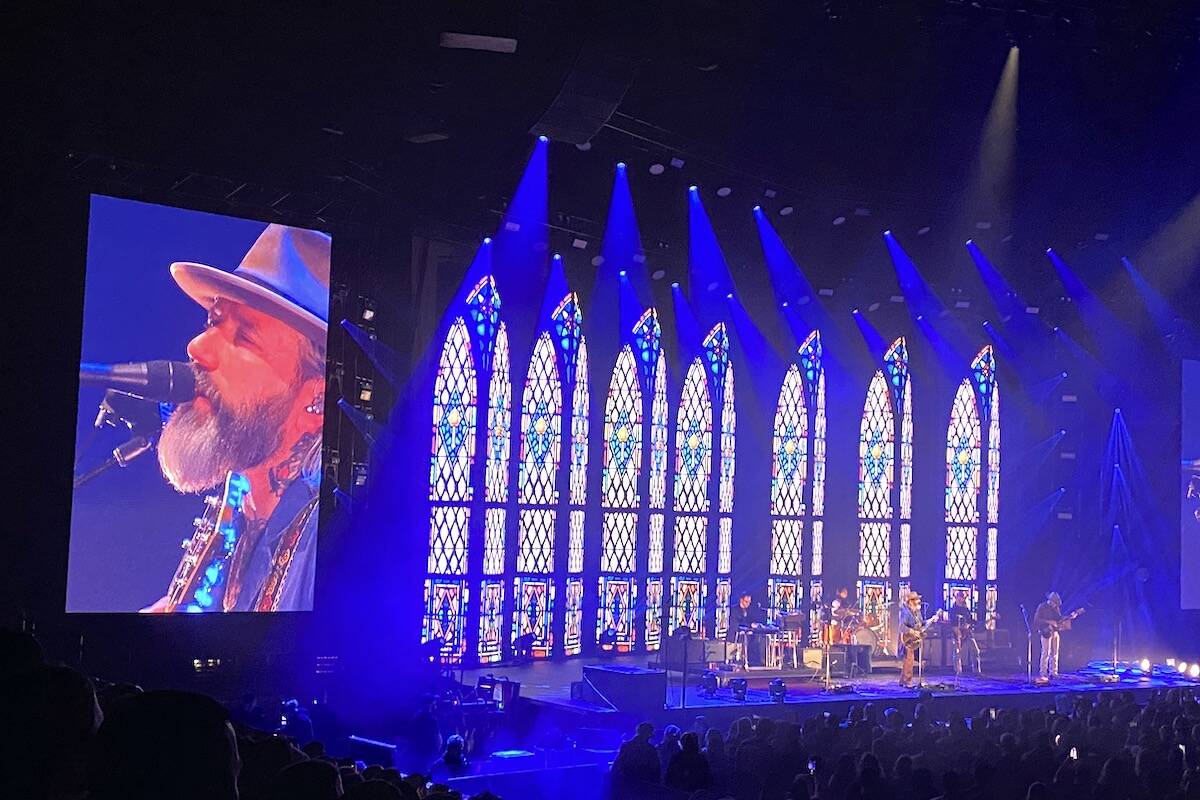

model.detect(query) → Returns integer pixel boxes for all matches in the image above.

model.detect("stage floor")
[464,655,1200,721]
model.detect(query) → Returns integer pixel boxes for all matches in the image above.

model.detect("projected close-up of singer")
[68,196,328,613]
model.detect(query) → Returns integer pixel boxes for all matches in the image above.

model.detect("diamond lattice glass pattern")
[568,510,584,574]
[859,372,895,519]
[569,339,589,505]
[484,323,511,502]
[859,522,890,577]
[517,509,556,574]
[900,380,913,520]
[674,359,712,513]
[428,506,470,575]
[811,520,823,577]
[770,519,803,576]
[719,363,736,514]
[771,365,809,516]
[649,354,669,509]
[718,517,732,574]
[518,332,562,505]
[672,515,707,573]
[715,579,731,640]
[814,370,827,517]
[987,527,998,581]
[900,522,911,579]
[430,319,477,503]
[601,511,638,573]
[988,383,1001,525]
[648,514,664,573]
[946,526,978,581]
[946,379,981,524]
[602,346,643,509]
[483,508,506,575]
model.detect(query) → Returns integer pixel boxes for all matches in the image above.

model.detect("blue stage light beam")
[982,320,1016,361]
[726,291,785,405]
[671,282,704,362]
[852,308,889,363]
[536,253,571,329]
[753,206,847,372]
[592,161,651,352]
[688,186,736,323]
[337,396,383,445]
[494,135,550,313]
[1121,256,1179,339]
[1046,248,1131,348]
[883,231,969,372]
[341,319,405,391]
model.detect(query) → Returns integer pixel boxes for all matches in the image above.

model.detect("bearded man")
[144,223,329,613]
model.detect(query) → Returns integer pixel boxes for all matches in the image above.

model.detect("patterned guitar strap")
[252,494,320,612]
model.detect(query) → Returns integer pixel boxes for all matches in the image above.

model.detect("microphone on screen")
[79,360,197,403]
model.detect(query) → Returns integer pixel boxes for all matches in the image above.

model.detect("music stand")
[1019,604,1033,684]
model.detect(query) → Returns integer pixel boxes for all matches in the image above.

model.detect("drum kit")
[821,604,890,654]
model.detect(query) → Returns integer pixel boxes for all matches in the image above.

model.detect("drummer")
[830,586,860,643]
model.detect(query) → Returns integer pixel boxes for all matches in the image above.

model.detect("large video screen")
[67,196,330,613]
[1184,359,1200,610]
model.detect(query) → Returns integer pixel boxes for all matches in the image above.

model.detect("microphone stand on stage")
[1019,604,1033,684]
[73,390,168,489]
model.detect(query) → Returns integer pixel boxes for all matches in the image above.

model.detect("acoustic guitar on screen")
[1037,607,1087,637]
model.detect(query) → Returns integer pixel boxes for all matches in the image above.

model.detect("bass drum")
[851,626,879,649]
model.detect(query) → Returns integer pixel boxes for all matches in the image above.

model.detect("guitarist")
[898,592,925,687]
[1033,591,1083,681]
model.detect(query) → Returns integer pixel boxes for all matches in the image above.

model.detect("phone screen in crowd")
[1069,747,1078,760]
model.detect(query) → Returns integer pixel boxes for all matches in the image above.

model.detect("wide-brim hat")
[171,223,331,345]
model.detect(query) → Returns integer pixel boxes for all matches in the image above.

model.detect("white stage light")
[1139,658,1151,672]
[1190,664,1199,678]
[649,163,665,175]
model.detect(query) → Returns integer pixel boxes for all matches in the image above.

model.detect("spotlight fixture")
[781,301,789,308]
[591,255,605,266]
[651,269,666,280]
[670,157,685,169]
[768,678,787,702]
[537,135,549,143]
[832,216,846,225]
[917,225,931,235]
[689,185,698,193]
[753,205,761,212]
[700,670,720,698]
[716,186,732,197]
[1140,658,1151,672]
[572,238,588,250]
[868,302,880,312]
[649,163,665,175]
[616,161,626,169]
[575,142,592,151]
[1190,664,1199,679]
[483,236,492,245]
[916,314,924,321]
[618,269,627,277]
[553,253,562,261]
[670,282,680,289]
[764,188,777,198]
[780,206,794,216]
[852,307,860,314]
[883,229,892,236]
[729,678,748,701]
[1167,658,1176,667]
[726,292,734,299]
[1178,661,1188,674]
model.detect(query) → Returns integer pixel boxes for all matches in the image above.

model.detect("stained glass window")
[568,510,585,574]
[484,324,511,502]
[674,359,712,513]
[430,319,477,503]
[648,514,664,573]
[517,333,562,506]
[859,372,895,519]
[673,516,707,573]
[513,578,553,658]
[564,578,584,656]
[645,577,664,651]
[771,331,824,627]
[483,508,505,575]
[714,579,731,640]
[771,365,809,516]
[649,354,669,510]
[946,380,982,524]
[598,577,636,651]
[943,345,1000,616]
[602,347,643,508]
[467,275,501,367]
[601,512,638,572]
[478,580,504,663]
[718,362,736,515]
[718,517,732,575]
[569,338,589,506]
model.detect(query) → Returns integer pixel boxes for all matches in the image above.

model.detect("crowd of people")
[0,629,494,800]
[611,689,1200,800]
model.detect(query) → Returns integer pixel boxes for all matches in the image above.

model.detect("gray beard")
[158,380,294,494]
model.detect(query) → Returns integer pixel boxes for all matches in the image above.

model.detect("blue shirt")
[229,471,319,612]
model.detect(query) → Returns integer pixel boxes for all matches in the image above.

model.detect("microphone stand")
[72,390,164,488]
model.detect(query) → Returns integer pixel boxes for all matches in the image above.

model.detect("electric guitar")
[164,473,250,612]
[1037,607,1086,637]
[900,610,943,649]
